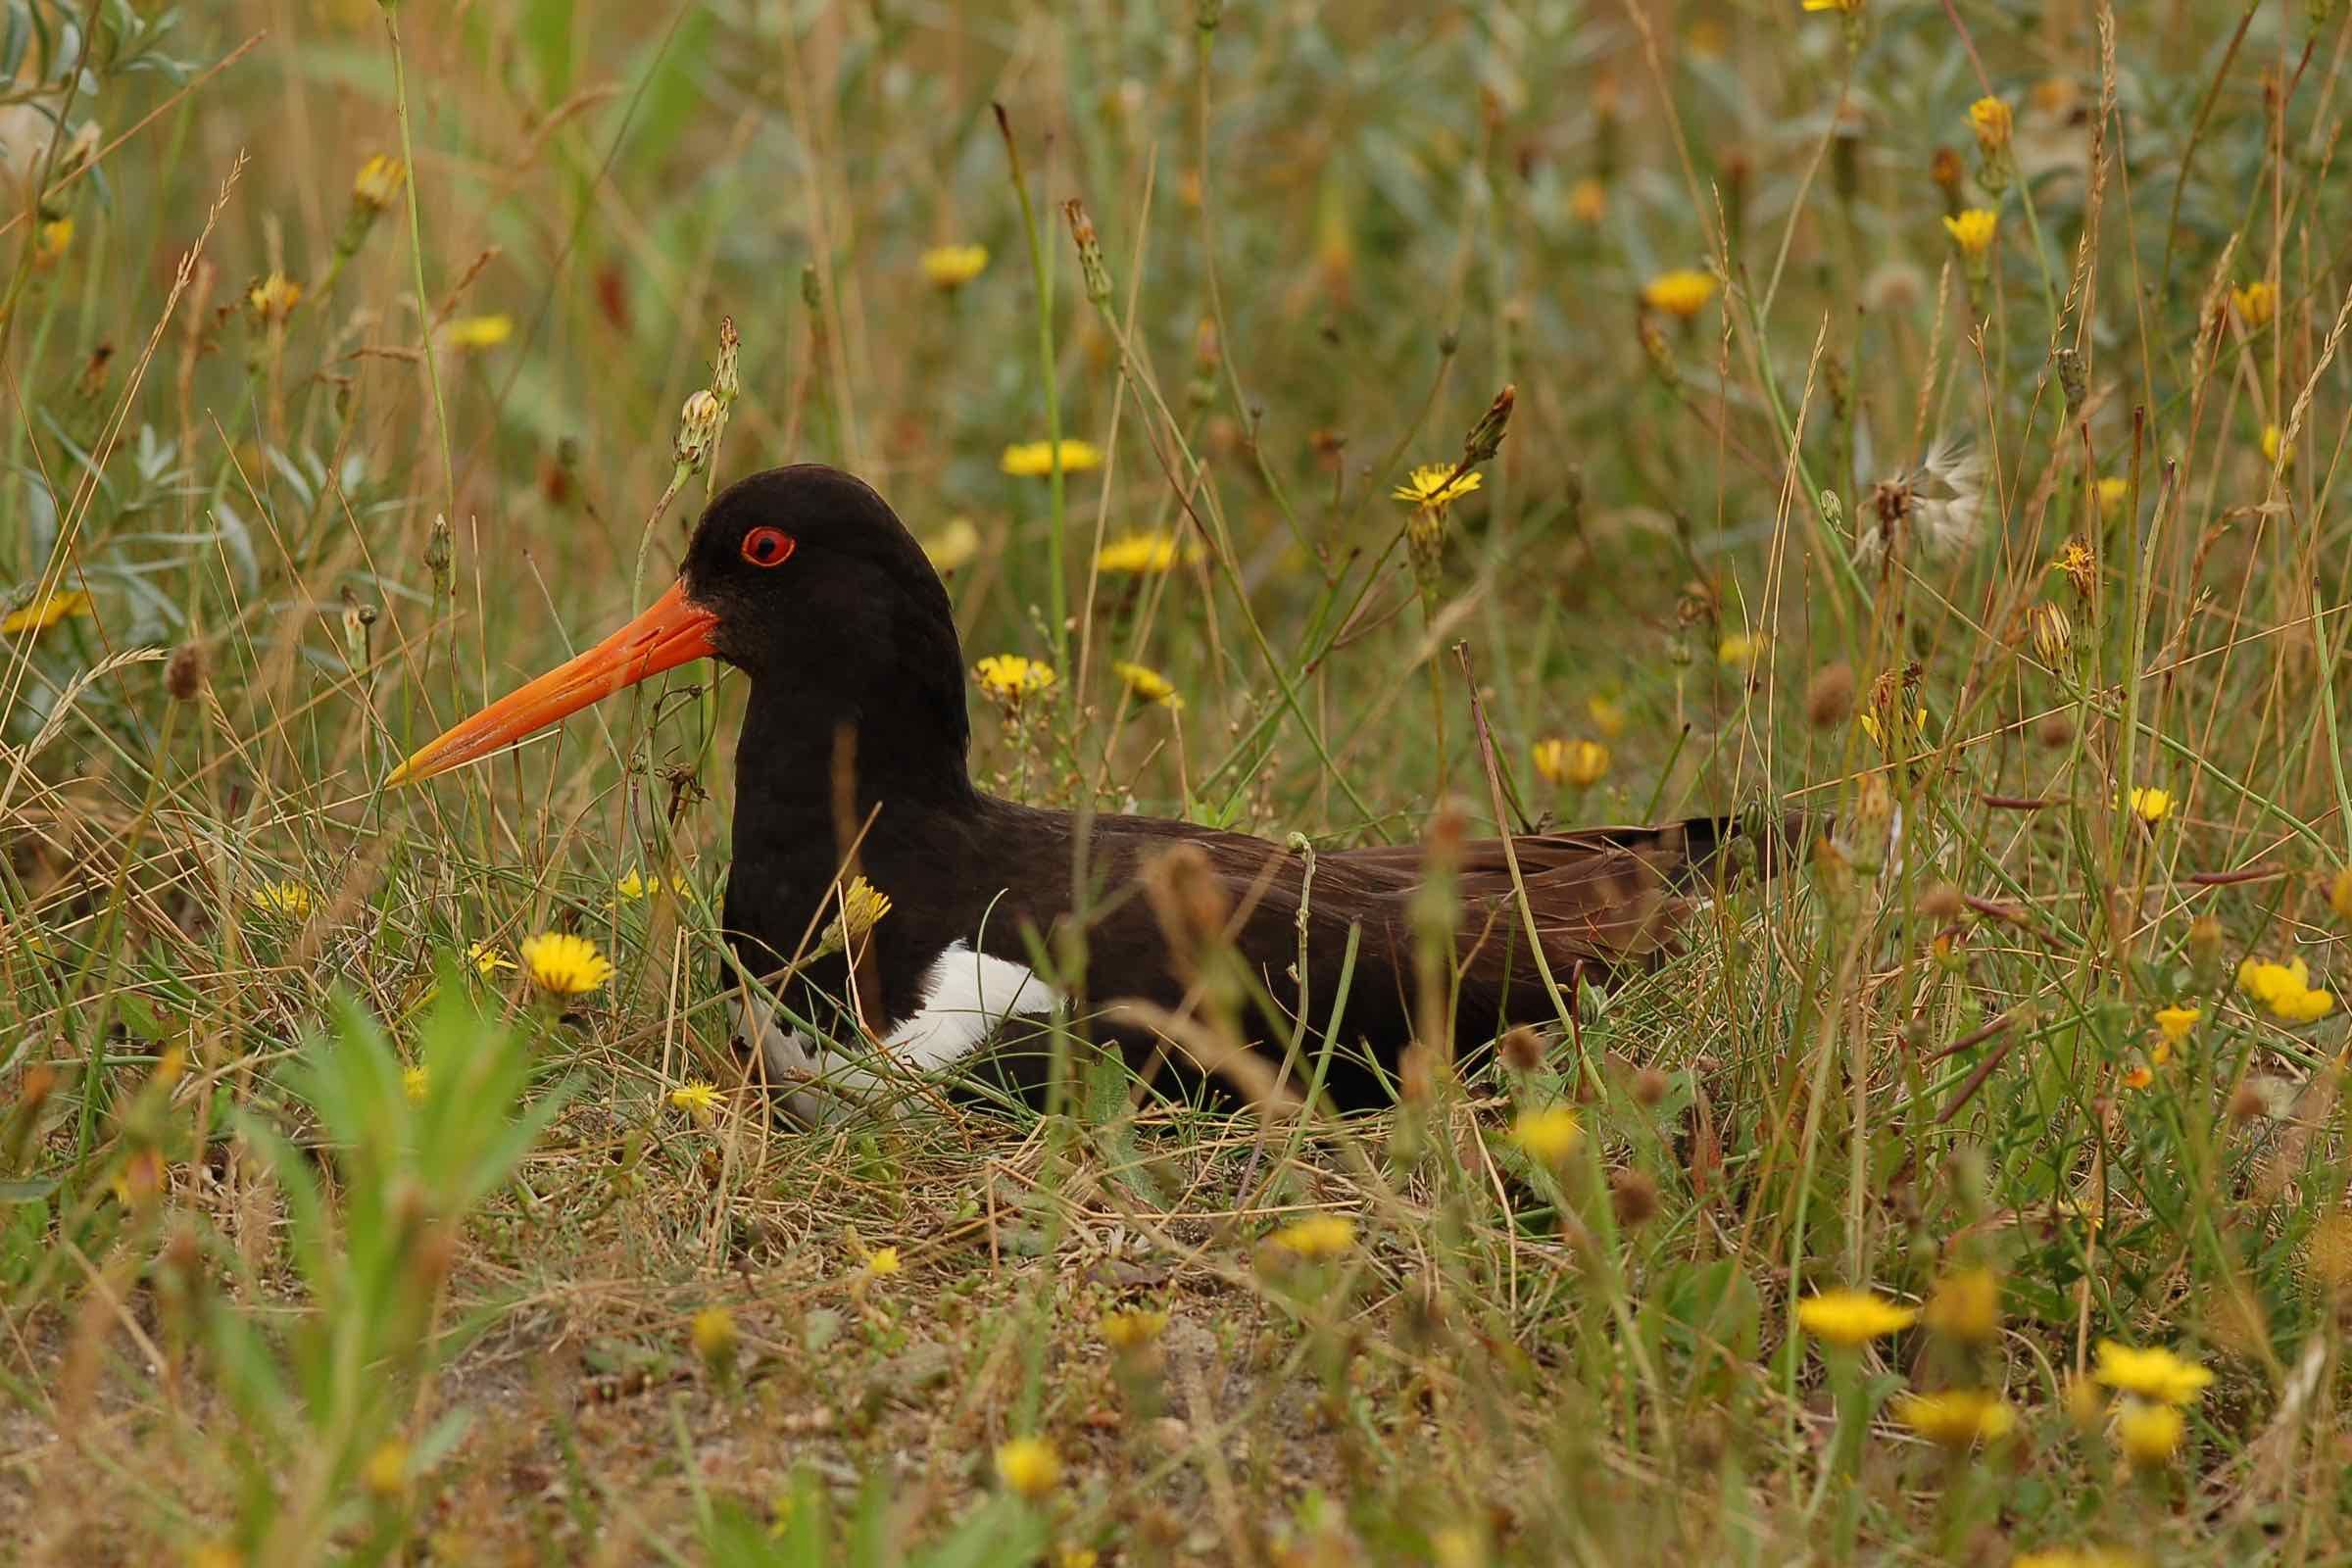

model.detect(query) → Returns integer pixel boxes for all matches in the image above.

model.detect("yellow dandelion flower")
[1530,738,1610,788]
[402,1064,429,1102]
[1568,176,1607,222]
[1001,439,1104,477]
[1968,96,2013,152]
[1112,661,1183,710]
[1586,695,1628,737]
[2115,1399,2184,1467]
[669,1080,720,1126]
[830,876,893,943]
[1095,530,1204,574]
[1642,268,1718,318]
[615,867,663,902]
[920,243,990,289]
[469,941,515,976]
[2154,1004,2200,1044]
[1718,632,1765,668]
[361,1440,409,1498]
[35,217,72,265]
[249,880,313,919]
[2262,423,2290,465]
[973,654,1057,699]
[444,314,514,350]
[353,154,407,210]
[1392,463,1484,510]
[1801,0,1861,11]
[518,931,614,996]
[2231,280,2277,330]
[2091,1341,2211,1405]
[995,1436,1061,1499]
[1895,1389,2015,1448]
[2093,475,2128,520]
[690,1306,739,1377]
[1098,1307,1170,1350]
[923,516,982,572]
[2050,537,2097,599]
[1922,1267,2000,1343]
[1509,1104,1584,1164]
[865,1245,902,1277]
[3,588,93,636]
[2126,786,2173,825]
[1943,209,2000,258]
[1858,707,1930,754]
[248,271,302,324]
[1796,1287,1918,1347]
[2331,868,2352,922]
[1269,1214,1357,1258]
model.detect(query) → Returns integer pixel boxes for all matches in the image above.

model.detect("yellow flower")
[1530,738,1609,789]
[2125,786,2173,824]
[2091,1340,2212,1405]
[469,941,515,976]
[519,931,614,996]
[669,1080,719,1126]
[1568,176,1606,222]
[1268,1214,1357,1258]
[2012,1548,2146,1568]
[1796,1288,1918,1347]
[1641,268,1718,318]
[1586,695,1628,738]
[402,1064,429,1102]
[1059,1552,1100,1568]
[830,876,893,943]
[2269,983,2336,1024]
[1392,463,1484,510]
[2028,602,2074,665]
[2121,1063,2154,1092]
[2115,1399,2184,1467]
[3,588,93,636]
[1509,1104,1584,1164]
[2093,476,2128,520]
[1922,1267,2000,1343]
[1968,96,2013,153]
[974,654,1057,699]
[920,243,990,289]
[2262,422,2290,465]
[1112,661,1183,710]
[615,867,662,902]
[865,1245,902,1277]
[1895,1389,2015,1448]
[1001,439,1103,476]
[2234,956,2334,1022]
[1095,530,1204,574]
[691,1305,738,1372]
[361,1440,409,1498]
[1859,706,1930,754]
[2050,537,2097,599]
[249,880,313,919]
[2154,1004,2200,1043]
[923,516,982,572]
[1801,0,1861,10]
[2331,868,2352,922]
[444,314,514,350]
[353,154,407,210]
[1943,209,2000,258]
[248,271,302,324]
[2231,280,2277,329]
[1098,1307,1170,1350]
[35,217,72,265]
[995,1436,1062,1499]
[1718,632,1765,668]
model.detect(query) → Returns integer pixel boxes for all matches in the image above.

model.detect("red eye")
[741,526,795,567]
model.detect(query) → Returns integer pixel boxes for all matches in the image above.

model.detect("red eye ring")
[741,526,795,567]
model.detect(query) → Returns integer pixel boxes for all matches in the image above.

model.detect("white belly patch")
[733,941,1059,1119]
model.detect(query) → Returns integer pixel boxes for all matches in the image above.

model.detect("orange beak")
[386,580,720,787]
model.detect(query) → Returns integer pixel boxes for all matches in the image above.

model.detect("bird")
[389,465,1770,1115]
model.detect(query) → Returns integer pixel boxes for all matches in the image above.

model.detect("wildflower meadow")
[7,1,2352,1563]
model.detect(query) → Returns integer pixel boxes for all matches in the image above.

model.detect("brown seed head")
[166,642,207,702]
[1805,662,1855,728]
[1609,1168,1660,1228]
[1630,1065,1670,1106]
[1919,882,1967,922]
[1497,1026,1545,1075]
[2036,710,2075,749]
[2227,1080,2267,1122]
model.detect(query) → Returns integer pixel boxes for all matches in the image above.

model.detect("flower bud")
[675,389,722,471]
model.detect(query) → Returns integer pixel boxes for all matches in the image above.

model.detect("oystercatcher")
[391,465,1760,1111]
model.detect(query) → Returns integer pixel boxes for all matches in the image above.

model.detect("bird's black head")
[387,464,973,797]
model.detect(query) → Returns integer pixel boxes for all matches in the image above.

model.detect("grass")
[7,0,2352,1561]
